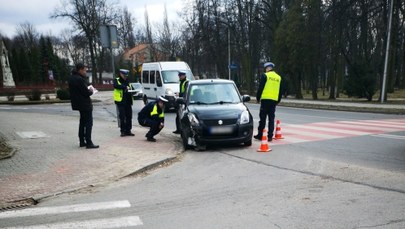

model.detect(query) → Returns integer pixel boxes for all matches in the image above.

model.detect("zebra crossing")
[270,118,405,145]
[0,200,143,228]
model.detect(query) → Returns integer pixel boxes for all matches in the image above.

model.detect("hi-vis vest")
[180,79,189,94]
[150,104,164,118]
[113,78,132,102]
[261,71,281,101]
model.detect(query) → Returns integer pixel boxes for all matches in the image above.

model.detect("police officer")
[113,69,135,137]
[173,71,189,134]
[138,96,168,142]
[254,62,283,141]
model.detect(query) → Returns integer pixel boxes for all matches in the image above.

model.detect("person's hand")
[256,99,260,103]
[159,123,164,128]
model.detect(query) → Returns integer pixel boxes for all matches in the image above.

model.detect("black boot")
[79,140,86,147]
[86,141,99,149]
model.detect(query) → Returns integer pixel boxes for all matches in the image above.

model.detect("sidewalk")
[0,91,404,210]
[279,98,405,114]
[0,101,182,209]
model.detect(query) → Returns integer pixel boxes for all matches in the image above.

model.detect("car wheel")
[143,95,148,105]
[195,142,206,151]
[181,128,191,150]
[244,139,252,146]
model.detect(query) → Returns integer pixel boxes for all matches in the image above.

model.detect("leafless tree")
[51,0,120,84]
[116,7,136,50]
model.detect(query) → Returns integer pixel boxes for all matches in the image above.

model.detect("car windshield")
[131,83,142,89]
[188,83,241,105]
[162,70,194,83]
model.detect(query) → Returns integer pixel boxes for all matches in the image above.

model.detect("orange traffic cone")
[273,119,284,140]
[257,129,272,152]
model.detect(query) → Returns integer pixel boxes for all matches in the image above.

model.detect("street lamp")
[227,27,231,80]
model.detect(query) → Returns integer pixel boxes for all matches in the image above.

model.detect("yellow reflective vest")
[113,78,132,102]
[261,71,281,101]
[150,104,164,118]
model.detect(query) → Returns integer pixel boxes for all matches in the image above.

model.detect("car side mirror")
[242,95,250,102]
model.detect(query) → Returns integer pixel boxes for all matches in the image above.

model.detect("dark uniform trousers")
[138,118,162,138]
[117,103,133,134]
[257,100,277,139]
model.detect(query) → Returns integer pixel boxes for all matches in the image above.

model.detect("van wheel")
[143,95,148,105]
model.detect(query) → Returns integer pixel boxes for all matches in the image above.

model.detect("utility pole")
[381,0,394,103]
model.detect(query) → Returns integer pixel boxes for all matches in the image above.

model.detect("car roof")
[189,79,234,85]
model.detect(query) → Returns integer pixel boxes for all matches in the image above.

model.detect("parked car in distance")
[176,79,253,151]
[128,82,144,100]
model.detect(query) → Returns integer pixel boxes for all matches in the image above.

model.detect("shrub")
[26,89,42,101]
[56,88,70,100]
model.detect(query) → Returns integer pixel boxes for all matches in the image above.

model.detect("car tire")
[143,95,148,105]
[244,139,252,146]
[195,142,206,151]
[181,128,191,150]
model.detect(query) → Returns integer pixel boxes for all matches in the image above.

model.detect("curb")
[279,102,405,115]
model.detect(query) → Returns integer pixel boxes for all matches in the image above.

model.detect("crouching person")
[138,96,168,142]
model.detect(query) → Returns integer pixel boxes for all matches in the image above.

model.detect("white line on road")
[371,134,405,140]
[3,216,143,229]
[0,200,131,219]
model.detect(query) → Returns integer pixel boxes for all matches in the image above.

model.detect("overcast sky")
[0,0,184,38]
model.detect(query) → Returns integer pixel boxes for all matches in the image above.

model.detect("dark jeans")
[79,110,93,144]
[138,118,163,138]
[257,100,277,138]
[117,104,133,134]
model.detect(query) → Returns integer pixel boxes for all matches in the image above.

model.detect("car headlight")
[240,110,250,124]
[188,113,200,126]
[165,88,174,96]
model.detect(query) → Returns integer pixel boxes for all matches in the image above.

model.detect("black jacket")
[68,70,93,111]
[138,101,165,123]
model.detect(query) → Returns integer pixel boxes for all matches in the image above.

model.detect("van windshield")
[162,70,194,83]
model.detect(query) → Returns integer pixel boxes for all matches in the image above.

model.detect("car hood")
[188,103,247,120]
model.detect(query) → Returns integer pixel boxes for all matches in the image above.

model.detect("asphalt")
[0,91,404,210]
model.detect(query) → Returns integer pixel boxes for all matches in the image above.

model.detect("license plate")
[210,126,233,134]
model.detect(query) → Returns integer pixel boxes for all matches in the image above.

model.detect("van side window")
[156,71,162,87]
[150,71,155,84]
[142,71,149,84]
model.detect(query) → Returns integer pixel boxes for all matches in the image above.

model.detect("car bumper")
[164,95,176,109]
[192,123,253,144]
[132,92,143,99]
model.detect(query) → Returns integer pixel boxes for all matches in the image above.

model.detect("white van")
[141,61,194,109]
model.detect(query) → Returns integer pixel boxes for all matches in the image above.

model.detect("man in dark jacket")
[68,63,99,149]
[113,69,134,137]
[138,96,168,142]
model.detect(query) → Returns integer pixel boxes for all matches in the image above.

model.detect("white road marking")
[371,134,405,140]
[0,200,131,219]
[16,131,48,139]
[3,216,143,229]
[270,118,405,145]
